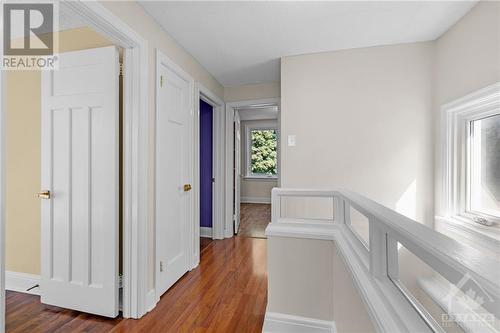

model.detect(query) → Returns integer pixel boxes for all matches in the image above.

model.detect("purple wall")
[200,99,213,228]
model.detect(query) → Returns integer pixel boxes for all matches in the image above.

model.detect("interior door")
[40,46,119,317]
[156,58,193,296]
[234,112,241,233]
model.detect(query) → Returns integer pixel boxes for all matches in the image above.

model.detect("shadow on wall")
[396,180,417,221]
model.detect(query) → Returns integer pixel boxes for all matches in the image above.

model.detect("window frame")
[465,113,500,221]
[244,121,278,180]
[440,83,500,230]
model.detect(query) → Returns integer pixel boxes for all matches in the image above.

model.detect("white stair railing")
[268,188,500,333]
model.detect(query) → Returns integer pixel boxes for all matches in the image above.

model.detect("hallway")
[238,204,271,239]
[6,237,268,333]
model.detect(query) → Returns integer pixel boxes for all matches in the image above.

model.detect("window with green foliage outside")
[250,129,277,176]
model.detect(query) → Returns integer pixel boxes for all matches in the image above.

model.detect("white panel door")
[156,58,193,296]
[40,46,119,317]
[234,112,241,233]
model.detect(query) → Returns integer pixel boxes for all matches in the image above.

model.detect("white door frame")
[194,84,225,249]
[0,0,150,326]
[154,49,196,303]
[224,98,281,237]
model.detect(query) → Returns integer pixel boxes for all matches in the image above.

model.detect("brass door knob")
[37,190,50,199]
[183,184,192,192]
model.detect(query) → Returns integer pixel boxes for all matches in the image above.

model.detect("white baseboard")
[200,226,213,238]
[6,271,40,295]
[241,196,271,204]
[146,289,157,313]
[263,312,336,333]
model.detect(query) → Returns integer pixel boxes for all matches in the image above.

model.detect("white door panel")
[41,46,119,317]
[156,58,193,296]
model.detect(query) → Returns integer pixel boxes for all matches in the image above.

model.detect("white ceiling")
[140,1,477,87]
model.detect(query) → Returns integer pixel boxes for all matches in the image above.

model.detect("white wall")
[281,42,434,225]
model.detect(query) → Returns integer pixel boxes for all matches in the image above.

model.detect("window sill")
[436,216,500,240]
[244,175,278,181]
[435,216,500,259]
[418,275,497,333]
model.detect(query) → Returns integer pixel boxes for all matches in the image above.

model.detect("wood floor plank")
[238,204,271,238]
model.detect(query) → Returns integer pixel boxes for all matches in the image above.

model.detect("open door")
[234,112,241,234]
[40,46,119,317]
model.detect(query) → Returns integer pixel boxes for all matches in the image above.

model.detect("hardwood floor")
[238,203,271,238]
[200,237,213,253]
[6,237,267,333]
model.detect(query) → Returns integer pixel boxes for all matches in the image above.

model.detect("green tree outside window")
[250,129,277,175]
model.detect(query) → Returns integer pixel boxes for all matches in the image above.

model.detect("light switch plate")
[288,135,296,147]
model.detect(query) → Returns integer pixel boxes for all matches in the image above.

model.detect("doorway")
[154,55,226,301]
[225,99,281,239]
[155,51,194,298]
[4,26,123,330]
[199,99,214,251]
[0,2,150,326]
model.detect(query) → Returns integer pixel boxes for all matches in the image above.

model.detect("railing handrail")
[271,188,500,321]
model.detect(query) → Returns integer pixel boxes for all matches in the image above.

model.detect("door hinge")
[160,261,164,272]
[160,75,164,87]
[118,274,123,288]
[119,63,124,76]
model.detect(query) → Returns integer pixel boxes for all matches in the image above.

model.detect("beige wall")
[434,1,500,216]
[267,236,375,331]
[101,1,223,100]
[240,120,278,202]
[224,82,280,102]
[6,28,115,275]
[435,1,500,106]
[281,42,435,225]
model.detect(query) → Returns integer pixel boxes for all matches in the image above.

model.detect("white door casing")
[155,52,194,297]
[234,112,241,233]
[224,98,280,237]
[40,46,119,317]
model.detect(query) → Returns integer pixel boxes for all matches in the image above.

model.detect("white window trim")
[244,120,278,180]
[439,82,500,241]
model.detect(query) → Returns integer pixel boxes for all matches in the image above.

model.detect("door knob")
[37,190,50,199]
[183,184,192,192]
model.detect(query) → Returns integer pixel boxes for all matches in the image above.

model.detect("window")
[467,114,500,219]
[245,123,278,179]
[441,83,500,228]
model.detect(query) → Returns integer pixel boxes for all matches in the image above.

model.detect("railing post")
[271,188,281,224]
[334,196,345,224]
[386,236,399,280]
[369,220,387,278]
